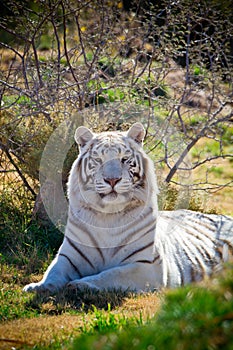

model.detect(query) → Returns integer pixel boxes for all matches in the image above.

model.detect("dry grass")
[0,314,82,349]
[0,292,161,349]
[191,139,233,216]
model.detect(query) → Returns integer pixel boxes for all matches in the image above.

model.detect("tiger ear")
[127,123,145,144]
[75,126,94,148]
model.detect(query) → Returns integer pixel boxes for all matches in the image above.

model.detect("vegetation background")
[0,0,232,349]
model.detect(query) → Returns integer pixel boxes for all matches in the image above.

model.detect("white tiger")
[23,123,233,293]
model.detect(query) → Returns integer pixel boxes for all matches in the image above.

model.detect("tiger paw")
[66,280,100,292]
[23,282,56,293]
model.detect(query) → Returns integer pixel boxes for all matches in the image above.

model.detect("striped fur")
[155,210,233,287]
[24,123,233,293]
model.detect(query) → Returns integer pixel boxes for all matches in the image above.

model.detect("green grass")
[70,267,233,350]
[1,260,232,349]
[0,282,36,321]
[80,304,143,335]
[222,126,233,146]
[209,166,224,177]
[2,94,33,108]
[0,193,62,269]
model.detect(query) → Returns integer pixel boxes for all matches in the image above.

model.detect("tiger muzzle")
[102,159,122,189]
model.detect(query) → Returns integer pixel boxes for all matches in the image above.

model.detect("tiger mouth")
[99,191,118,201]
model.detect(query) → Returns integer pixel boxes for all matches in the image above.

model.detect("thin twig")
[0,142,36,198]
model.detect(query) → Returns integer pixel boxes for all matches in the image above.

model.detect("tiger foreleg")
[66,262,162,293]
[23,253,79,293]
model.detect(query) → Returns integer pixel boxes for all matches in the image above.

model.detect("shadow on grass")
[26,288,133,315]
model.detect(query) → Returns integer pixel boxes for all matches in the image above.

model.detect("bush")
[0,191,63,271]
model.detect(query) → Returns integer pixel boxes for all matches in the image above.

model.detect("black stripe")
[136,254,161,264]
[190,265,197,281]
[181,225,215,260]
[216,242,233,261]
[97,248,105,264]
[66,237,95,270]
[186,230,214,262]
[196,213,220,229]
[191,255,205,280]
[59,253,82,278]
[180,223,214,243]
[196,243,213,261]
[173,253,185,285]
[177,245,196,284]
[224,241,233,256]
[189,215,219,237]
[184,230,213,261]
[68,212,105,263]
[121,241,154,263]
[183,234,211,280]
[184,235,212,277]
[179,239,200,271]
[112,222,156,257]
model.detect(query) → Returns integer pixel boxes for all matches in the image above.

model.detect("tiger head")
[68,123,158,214]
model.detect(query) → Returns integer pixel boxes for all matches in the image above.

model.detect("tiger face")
[71,123,152,213]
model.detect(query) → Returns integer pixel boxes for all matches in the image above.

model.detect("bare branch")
[0,141,36,198]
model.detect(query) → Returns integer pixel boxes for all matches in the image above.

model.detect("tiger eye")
[91,151,102,162]
[121,156,129,163]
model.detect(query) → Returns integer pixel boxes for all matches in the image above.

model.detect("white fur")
[24,124,233,293]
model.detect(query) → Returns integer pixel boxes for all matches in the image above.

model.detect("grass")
[0,275,161,349]
[189,137,233,215]
[70,266,233,350]
[0,190,63,269]
[209,166,224,177]
[1,265,233,350]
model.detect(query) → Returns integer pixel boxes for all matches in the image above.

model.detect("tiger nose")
[104,177,121,188]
